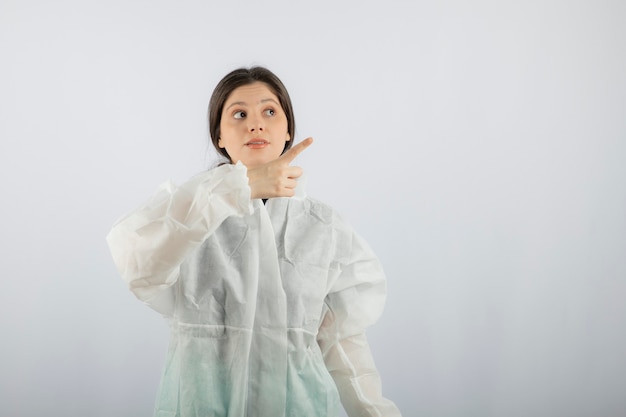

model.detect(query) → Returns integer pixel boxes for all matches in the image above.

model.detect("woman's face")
[219,82,290,169]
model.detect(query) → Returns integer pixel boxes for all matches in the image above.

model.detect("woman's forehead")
[226,82,277,103]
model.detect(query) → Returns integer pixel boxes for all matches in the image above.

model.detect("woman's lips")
[246,139,269,149]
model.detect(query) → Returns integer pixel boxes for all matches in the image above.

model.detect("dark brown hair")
[208,66,296,161]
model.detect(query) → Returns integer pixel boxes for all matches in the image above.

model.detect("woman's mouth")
[245,139,269,149]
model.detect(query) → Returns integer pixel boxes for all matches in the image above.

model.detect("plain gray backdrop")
[1,1,625,416]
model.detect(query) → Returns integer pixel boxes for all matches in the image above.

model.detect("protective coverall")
[107,162,402,417]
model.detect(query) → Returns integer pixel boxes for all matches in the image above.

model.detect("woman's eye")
[234,111,246,119]
[264,109,275,117]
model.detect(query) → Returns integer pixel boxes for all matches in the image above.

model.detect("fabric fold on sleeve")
[106,162,253,315]
[317,226,402,417]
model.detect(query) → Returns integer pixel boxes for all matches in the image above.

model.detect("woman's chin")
[238,154,279,169]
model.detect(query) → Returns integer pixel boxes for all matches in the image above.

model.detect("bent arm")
[106,162,253,315]
[317,228,402,417]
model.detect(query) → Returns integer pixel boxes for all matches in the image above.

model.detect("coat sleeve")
[106,162,253,316]
[317,221,402,417]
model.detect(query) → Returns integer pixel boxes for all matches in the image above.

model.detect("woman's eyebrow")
[259,98,279,105]
[225,98,278,111]
[225,101,246,110]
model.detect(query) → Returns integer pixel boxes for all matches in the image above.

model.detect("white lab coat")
[107,162,402,417]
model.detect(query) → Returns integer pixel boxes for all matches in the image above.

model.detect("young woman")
[107,67,402,417]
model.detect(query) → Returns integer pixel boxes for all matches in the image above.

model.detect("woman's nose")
[247,115,264,132]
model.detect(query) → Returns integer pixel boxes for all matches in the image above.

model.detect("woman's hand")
[247,137,313,199]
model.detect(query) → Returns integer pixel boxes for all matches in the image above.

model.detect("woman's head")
[208,67,296,167]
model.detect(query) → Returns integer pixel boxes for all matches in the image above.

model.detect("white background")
[1,1,625,416]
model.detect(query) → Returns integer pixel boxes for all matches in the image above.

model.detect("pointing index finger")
[280,137,313,164]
